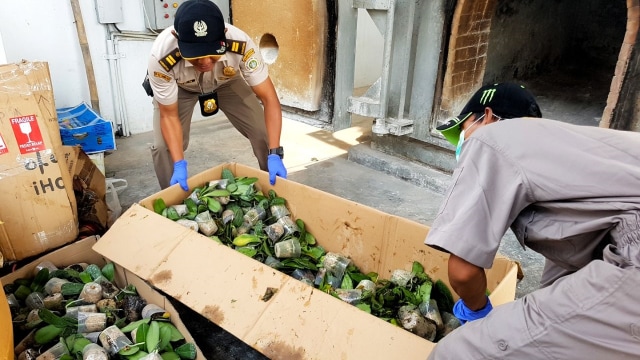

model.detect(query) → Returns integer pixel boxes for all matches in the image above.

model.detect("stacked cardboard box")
[94,163,519,359]
[0,61,78,261]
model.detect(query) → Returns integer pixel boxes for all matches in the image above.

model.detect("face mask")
[455,114,484,162]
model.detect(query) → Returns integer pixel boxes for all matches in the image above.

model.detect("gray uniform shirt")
[425,118,640,284]
[148,24,269,106]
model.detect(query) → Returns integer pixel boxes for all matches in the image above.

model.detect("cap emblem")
[479,88,496,105]
[193,21,208,37]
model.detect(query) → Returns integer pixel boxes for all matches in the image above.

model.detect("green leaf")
[158,322,185,342]
[146,321,160,353]
[355,303,371,313]
[119,318,150,333]
[119,345,140,356]
[175,343,197,360]
[166,207,180,221]
[236,247,258,258]
[101,263,115,282]
[221,168,235,182]
[206,198,222,213]
[153,198,167,214]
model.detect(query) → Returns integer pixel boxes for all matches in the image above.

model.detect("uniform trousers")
[151,77,269,189]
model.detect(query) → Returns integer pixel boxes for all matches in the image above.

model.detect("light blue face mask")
[455,115,484,162]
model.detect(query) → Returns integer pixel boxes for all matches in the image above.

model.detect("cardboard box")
[57,102,116,154]
[93,163,519,359]
[0,236,204,359]
[0,61,78,261]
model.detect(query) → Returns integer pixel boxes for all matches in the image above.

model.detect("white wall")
[0,1,379,135]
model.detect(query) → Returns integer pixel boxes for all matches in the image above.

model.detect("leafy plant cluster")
[153,168,457,341]
[6,262,197,359]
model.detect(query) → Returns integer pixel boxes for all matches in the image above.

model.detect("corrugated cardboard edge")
[95,162,517,359]
[1,236,204,359]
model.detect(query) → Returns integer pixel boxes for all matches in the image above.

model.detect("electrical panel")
[95,0,124,24]
[143,0,230,31]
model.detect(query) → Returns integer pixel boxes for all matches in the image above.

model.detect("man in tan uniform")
[426,82,640,358]
[147,0,286,190]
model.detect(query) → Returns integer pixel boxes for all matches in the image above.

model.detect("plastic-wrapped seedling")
[66,304,98,318]
[291,269,315,286]
[99,325,133,355]
[221,209,235,225]
[419,299,444,331]
[33,260,58,276]
[270,204,290,220]
[195,211,218,236]
[80,282,103,303]
[43,293,64,311]
[142,303,170,321]
[390,269,414,287]
[264,256,282,268]
[398,304,437,341]
[440,311,462,337]
[243,206,266,226]
[356,279,376,295]
[209,179,228,189]
[37,341,68,360]
[314,268,327,287]
[93,276,119,299]
[274,238,301,258]
[171,204,188,217]
[83,343,109,360]
[44,277,69,295]
[276,216,299,236]
[335,289,364,305]
[25,292,45,310]
[187,190,201,205]
[322,252,351,281]
[176,219,199,232]
[78,311,107,333]
[265,222,285,243]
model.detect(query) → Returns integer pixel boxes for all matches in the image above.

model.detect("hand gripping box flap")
[93,162,518,359]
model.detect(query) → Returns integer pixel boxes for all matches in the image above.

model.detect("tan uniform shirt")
[148,24,269,106]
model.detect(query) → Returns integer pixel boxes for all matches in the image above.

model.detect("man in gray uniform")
[146,0,286,190]
[426,82,640,359]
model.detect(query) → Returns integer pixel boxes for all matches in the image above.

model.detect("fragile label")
[10,114,45,154]
[0,132,7,155]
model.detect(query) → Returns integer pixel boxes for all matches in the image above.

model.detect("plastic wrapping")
[322,252,351,281]
[276,216,299,235]
[44,277,69,295]
[79,282,103,303]
[243,206,266,226]
[98,325,133,355]
[274,238,301,258]
[78,312,107,333]
[269,204,290,220]
[194,211,218,236]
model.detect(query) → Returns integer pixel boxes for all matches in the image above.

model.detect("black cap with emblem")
[436,82,542,146]
[174,0,227,60]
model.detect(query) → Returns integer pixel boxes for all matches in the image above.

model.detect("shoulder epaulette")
[158,48,182,71]
[226,40,246,55]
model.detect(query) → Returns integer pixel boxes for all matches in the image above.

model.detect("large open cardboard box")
[94,163,518,359]
[0,236,203,359]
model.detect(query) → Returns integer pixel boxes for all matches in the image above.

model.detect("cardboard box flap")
[95,204,436,359]
[92,206,198,280]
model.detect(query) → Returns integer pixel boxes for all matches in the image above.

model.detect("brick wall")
[440,0,497,118]
[601,0,639,127]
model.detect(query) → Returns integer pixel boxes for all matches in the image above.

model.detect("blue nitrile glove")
[170,159,189,191]
[453,297,493,324]
[268,154,287,185]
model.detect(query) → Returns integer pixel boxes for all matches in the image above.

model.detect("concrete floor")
[103,112,544,358]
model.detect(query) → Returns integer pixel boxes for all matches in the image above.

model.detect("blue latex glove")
[170,159,189,191]
[453,297,493,324]
[268,154,287,185]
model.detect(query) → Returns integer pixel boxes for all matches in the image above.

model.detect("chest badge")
[223,66,236,77]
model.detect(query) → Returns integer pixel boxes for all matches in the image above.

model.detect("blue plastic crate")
[57,102,116,154]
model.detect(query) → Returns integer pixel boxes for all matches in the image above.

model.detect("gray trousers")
[428,260,640,359]
[151,78,269,189]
